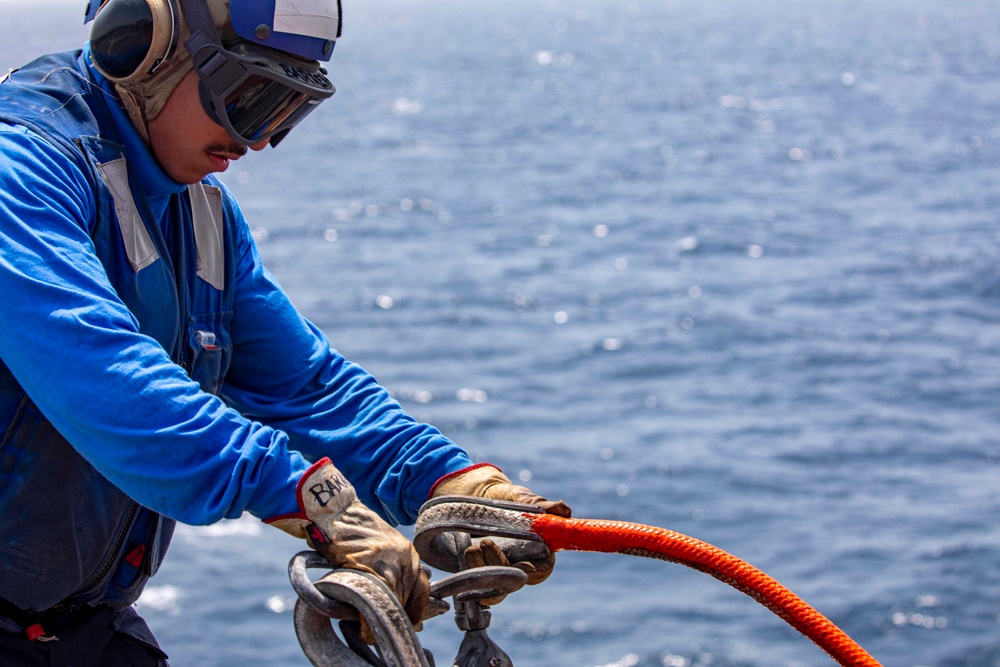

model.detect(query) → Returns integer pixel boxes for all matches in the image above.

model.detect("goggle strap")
[178,0,221,58]
[186,30,223,76]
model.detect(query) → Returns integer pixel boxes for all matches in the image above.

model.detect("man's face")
[146,70,268,184]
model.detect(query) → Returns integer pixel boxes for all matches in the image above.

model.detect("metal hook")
[413,496,550,573]
[289,551,432,667]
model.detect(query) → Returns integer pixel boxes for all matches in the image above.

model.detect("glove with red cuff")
[430,464,572,592]
[266,458,429,638]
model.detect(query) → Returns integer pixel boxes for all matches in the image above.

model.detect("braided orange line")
[528,514,882,667]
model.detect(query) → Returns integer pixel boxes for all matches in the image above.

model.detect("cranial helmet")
[85,0,341,146]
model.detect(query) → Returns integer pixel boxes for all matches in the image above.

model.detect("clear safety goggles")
[193,40,336,147]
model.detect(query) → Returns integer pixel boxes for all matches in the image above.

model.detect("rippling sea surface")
[5,0,1000,665]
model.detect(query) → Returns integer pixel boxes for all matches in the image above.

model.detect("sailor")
[0,1,571,663]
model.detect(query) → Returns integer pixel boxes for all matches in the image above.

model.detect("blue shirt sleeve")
[0,123,308,525]
[215,181,474,525]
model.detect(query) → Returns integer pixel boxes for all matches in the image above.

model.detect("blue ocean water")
[3,0,1000,665]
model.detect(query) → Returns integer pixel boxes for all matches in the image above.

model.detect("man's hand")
[431,464,572,587]
[267,458,429,639]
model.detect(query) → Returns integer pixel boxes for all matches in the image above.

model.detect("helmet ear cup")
[90,0,179,83]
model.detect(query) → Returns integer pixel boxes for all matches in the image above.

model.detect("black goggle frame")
[189,39,335,147]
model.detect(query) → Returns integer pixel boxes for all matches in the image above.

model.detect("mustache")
[206,142,249,157]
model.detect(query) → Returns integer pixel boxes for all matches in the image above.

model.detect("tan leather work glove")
[431,464,571,592]
[267,458,429,641]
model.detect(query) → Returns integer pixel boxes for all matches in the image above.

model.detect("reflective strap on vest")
[95,158,226,291]
[188,183,225,291]
[95,158,159,272]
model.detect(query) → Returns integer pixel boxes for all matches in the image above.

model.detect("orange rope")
[528,514,882,667]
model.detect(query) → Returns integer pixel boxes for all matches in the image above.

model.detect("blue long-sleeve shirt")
[0,48,472,528]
